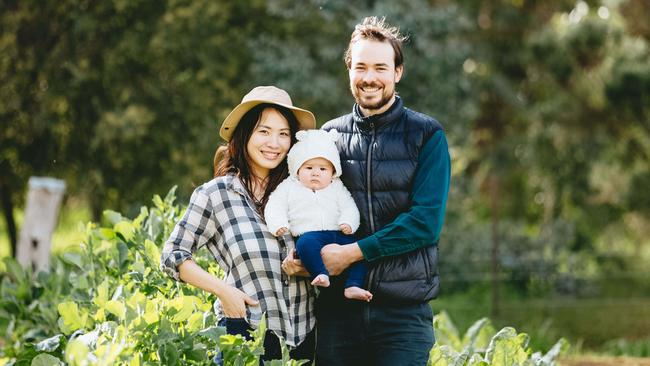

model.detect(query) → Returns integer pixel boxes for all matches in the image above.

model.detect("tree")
[1,0,270,227]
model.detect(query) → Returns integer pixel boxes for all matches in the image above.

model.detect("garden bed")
[561,356,650,366]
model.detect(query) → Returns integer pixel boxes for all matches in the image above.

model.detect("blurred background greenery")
[1,0,649,356]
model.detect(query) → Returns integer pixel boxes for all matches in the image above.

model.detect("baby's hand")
[340,224,352,235]
[276,227,288,236]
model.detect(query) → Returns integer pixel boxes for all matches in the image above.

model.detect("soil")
[560,356,650,366]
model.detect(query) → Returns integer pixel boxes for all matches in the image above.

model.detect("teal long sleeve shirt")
[357,129,451,262]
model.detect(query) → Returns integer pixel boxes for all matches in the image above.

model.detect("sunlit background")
[2,0,649,359]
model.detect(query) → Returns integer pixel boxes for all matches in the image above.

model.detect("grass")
[431,285,650,354]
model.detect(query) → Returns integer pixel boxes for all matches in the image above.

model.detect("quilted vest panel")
[322,97,443,239]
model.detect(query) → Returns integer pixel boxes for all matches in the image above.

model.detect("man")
[317,16,451,365]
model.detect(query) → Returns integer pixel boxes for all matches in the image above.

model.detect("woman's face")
[246,108,292,178]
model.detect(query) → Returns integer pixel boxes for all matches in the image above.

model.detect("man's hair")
[344,16,408,69]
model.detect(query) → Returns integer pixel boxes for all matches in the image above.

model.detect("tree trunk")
[91,198,103,222]
[0,178,18,257]
[489,174,501,319]
[90,182,105,222]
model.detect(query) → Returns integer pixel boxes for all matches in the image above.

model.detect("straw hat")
[219,86,316,141]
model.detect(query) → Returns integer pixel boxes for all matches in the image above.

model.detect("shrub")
[429,311,569,366]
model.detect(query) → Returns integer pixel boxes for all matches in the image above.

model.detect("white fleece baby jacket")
[264,176,360,237]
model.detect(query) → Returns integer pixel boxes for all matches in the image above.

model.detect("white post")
[17,177,66,272]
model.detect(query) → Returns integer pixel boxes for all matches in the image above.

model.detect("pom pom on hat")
[287,129,342,178]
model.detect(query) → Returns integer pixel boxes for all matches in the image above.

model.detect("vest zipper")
[366,122,377,290]
[366,123,376,233]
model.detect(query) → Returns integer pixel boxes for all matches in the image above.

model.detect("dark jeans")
[296,230,366,288]
[216,317,314,364]
[315,300,434,366]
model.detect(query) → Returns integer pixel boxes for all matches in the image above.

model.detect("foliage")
[429,312,569,366]
[426,1,650,307]
[0,0,269,217]
[1,188,249,365]
[0,189,567,365]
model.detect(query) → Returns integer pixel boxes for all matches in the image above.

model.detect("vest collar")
[353,96,404,131]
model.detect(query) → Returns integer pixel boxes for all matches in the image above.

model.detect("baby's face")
[297,157,335,191]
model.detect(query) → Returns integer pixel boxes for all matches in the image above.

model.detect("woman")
[160,86,315,362]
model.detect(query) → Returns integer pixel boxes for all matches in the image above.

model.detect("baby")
[265,129,372,301]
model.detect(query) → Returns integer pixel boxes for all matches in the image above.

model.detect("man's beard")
[351,82,394,112]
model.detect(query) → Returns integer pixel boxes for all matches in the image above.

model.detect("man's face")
[348,39,403,116]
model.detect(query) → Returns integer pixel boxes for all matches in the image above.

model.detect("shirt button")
[284,280,289,285]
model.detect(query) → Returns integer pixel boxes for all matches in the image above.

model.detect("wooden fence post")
[16,177,66,272]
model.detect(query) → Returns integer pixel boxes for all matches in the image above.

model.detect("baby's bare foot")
[344,287,373,302]
[311,274,330,287]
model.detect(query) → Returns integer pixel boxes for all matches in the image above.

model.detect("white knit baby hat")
[287,129,342,178]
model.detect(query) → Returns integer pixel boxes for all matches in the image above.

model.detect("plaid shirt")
[160,174,315,347]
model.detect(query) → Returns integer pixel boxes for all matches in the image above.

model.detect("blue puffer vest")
[322,97,443,304]
[323,97,442,238]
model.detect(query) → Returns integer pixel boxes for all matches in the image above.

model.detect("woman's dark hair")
[214,103,299,213]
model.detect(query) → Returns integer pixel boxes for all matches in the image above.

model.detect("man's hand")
[339,224,353,235]
[321,243,363,276]
[275,227,288,236]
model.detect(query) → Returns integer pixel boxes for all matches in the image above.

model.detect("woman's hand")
[282,249,310,277]
[177,260,258,318]
[218,284,259,318]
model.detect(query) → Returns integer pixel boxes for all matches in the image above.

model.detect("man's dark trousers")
[315,295,434,366]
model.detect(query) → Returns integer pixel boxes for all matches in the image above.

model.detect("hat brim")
[219,100,316,141]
